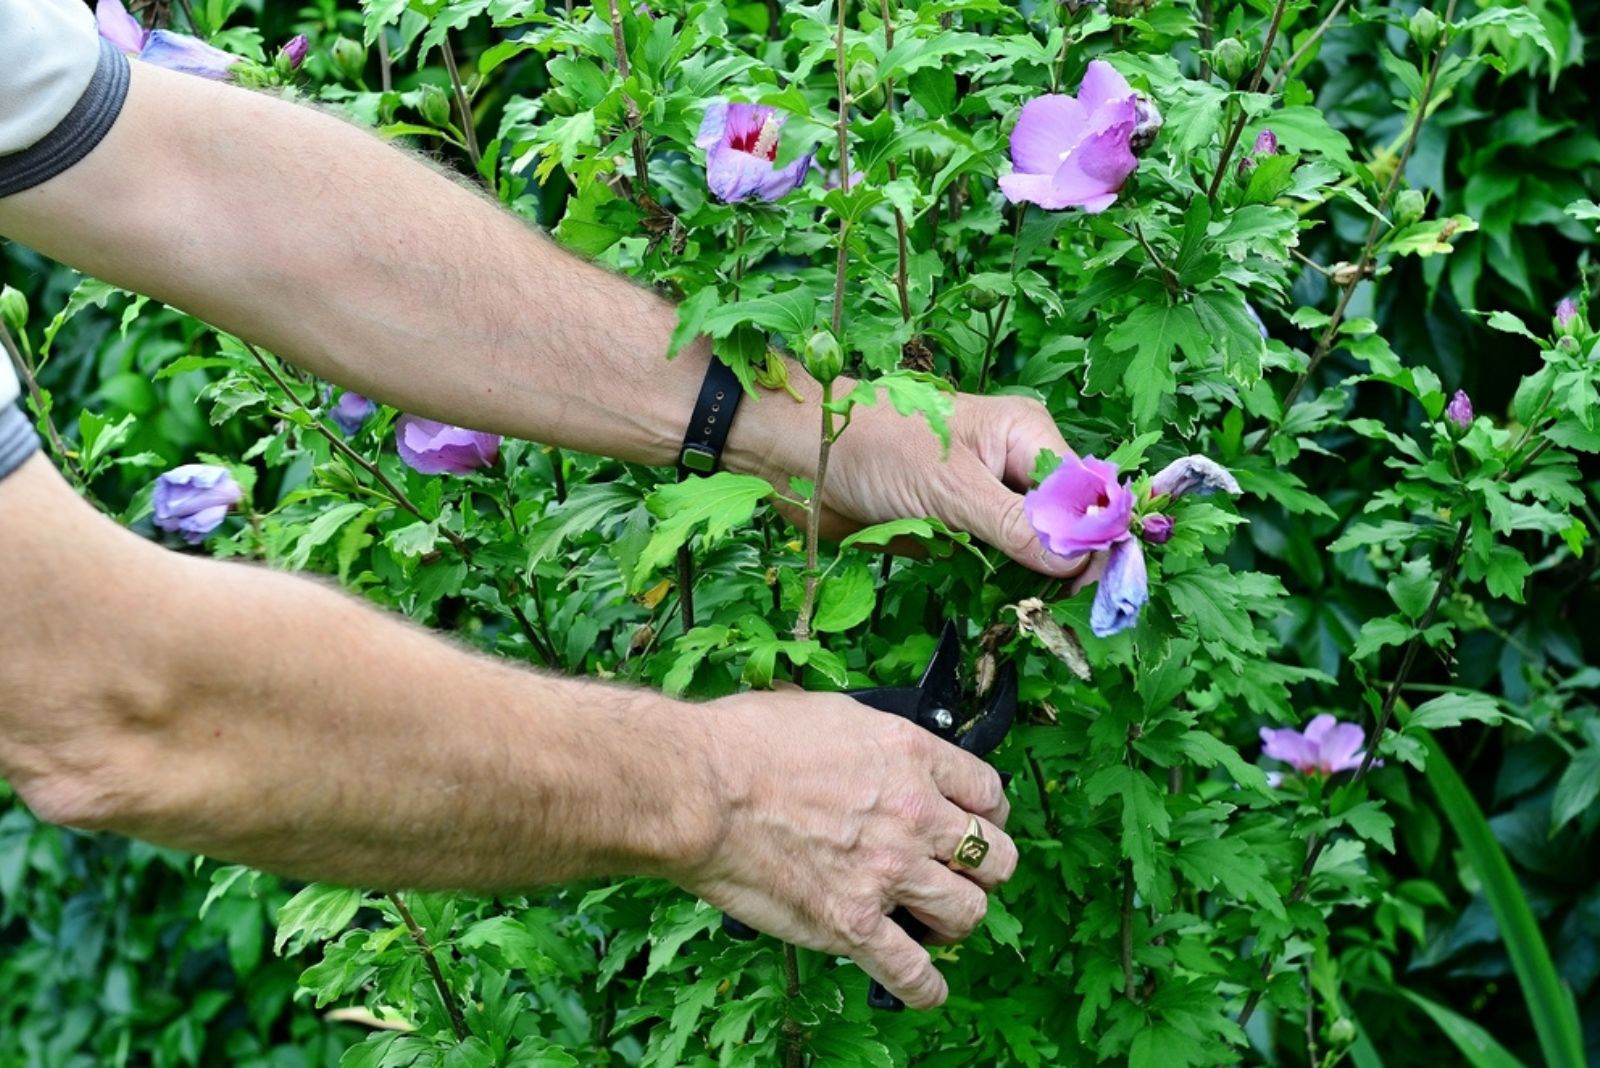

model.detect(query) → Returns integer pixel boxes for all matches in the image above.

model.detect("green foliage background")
[3,0,1600,1065]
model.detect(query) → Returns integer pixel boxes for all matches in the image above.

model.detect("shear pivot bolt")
[931,708,955,730]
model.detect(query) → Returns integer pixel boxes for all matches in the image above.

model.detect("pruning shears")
[722,621,1019,1012]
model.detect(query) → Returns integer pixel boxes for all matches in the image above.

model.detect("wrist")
[616,695,733,883]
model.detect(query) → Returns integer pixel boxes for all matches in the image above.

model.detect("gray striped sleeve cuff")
[0,403,41,482]
[0,38,130,199]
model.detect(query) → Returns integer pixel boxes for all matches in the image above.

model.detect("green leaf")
[637,473,774,585]
[1103,302,1207,427]
[274,884,366,956]
[526,482,642,567]
[1398,988,1530,1068]
[1485,310,1541,342]
[1386,557,1437,619]
[284,502,369,571]
[832,374,956,453]
[1423,733,1585,1068]
[1551,748,1600,834]
[1405,692,1524,732]
[814,561,876,633]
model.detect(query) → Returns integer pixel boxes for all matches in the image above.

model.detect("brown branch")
[608,0,652,195]
[388,893,468,1042]
[440,34,482,170]
[1204,0,1292,203]
[378,30,393,94]
[1,321,89,491]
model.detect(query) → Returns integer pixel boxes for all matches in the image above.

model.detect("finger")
[934,811,1018,891]
[850,913,949,1010]
[944,468,1088,578]
[924,738,1010,825]
[997,398,1075,490]
[897,863,990,943]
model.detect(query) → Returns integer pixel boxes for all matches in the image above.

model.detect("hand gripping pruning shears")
[721,620,1018,1011]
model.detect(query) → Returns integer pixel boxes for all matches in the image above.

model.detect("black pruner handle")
[866,907,928,1011]
[722,914,760,940]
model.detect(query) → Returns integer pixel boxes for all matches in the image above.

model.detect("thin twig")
[1257,0,1458,439]
[1199,0,1214,79]
[440,35,482,170]
[608,0,652,196]
[388,893,468,1042]
[1205,0,1292,203]
[378,30,393,94]
[881,0,912,324]
[0,321,89,490]
[1267,0,1350,95]
[1129,221,1181,296]
[1305,967,1319,1066]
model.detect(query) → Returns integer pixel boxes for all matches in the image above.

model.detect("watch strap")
[678,355,743,477]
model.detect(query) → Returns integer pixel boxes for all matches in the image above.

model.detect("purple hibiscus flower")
[329,391,376,436]
[998,60,1146,213]
[1149,455,1241,500]
[1260,714,1369,776]
[98,0,241,79]
[696,102,815,204]
[279,34,310,72]
[152,464,244,544]
[395,415,501,475]
[1024,454,1136,557]
[1445,390,1474,429]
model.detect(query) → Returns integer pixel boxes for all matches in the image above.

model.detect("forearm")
[0,62,816,484]
[0,457,719,890]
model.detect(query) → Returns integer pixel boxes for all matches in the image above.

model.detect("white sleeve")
[0,0,103,155]
[0,355,17,408]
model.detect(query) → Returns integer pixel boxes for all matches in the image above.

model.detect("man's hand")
[671,689,1018,1009]
[811,389,1089,579]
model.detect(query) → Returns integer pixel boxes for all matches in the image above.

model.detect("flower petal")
[139,30,241,79]
[1149,455,1242,499]
[1320,721,1369,773]
[1008,94,1088,176]
[1090,538,1147,637]
[706,145,778,203]
[396,416,501,475]
[999,171,1079,210]
[1075,59,1135,113]
[1046,120,1138,211]
[1259,726,1318,772]
[756,146,816,202]
[695,102,730,149]
[96,0,148,54]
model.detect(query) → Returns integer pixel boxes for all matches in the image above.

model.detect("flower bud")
[1409,7,1442,52]
[0,285,27,336]
[331,36,365,82]
[968,284,1003,312]
[152,465,245,544]
[277,33,309,74]
[1395,188,1426,225]
[1445,389,1473,429]
[804,329,844,384]
[1130,94,1163,156]
[754,347,804,401]
[1213,37,1249,84]
[544,87,581,117]
[1555,297,1582,337]
[1328,1018,1357,1046]
[418,84,453,127]
[1140,513,1173,544]
[846,60,885,114]
[1252,128,1278,155]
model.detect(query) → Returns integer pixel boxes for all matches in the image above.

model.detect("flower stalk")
[1204,0,1291,203]
[0,320,89,491]
[440,33,482,169]
[388,892,468,1042]
[608,0,652,196]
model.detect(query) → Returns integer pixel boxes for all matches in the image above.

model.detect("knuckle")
[886,787,939,834]
[835,899,883,949]
[873,845,916,890]
[959,889,989,933]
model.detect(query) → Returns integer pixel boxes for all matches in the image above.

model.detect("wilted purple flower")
[97,0,241,80]
[1260,714,1368,776]
[1090,538,1147,637]
[280,34,310,71]
[696,103,815,204]
[1445,390,1473,428]
[1024,454,1136,557]
[1149,455,1241,500]
[152,464,244,544]
[1252,128,1279,155]
[1140,513,1173,544]
[329,391,375,436]
[998,60,1141,214]
[395,415,501,475]
[1130,95,1163,155]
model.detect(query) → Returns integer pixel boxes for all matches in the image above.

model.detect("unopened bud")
[1252,128,1278,155]
[1328,1018,1357,1046]
[1213,37,1249,84]
[0,285,27,335]
[1445,389,1473,429]
[419,84,453,127]
[277,33,309,74]
[754,348,805,401]
[1555,297,1582,337]
[1409,8,1442,52]
[968,284,1003,312]
[1141,513,1174,544]
[331,36,365,81]
[1395,188,1426,225]
[1130,95,1162,156]
[846,60,885,114]
[804,330,844,384]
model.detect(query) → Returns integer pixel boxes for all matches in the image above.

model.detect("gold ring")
[949,815,989,870]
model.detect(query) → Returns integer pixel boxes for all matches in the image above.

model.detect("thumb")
[952,474,1088,579]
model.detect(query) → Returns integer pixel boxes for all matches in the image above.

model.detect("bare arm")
[0,61,1085,574]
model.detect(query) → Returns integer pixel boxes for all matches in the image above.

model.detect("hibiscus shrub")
[4,1,1600,1066]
